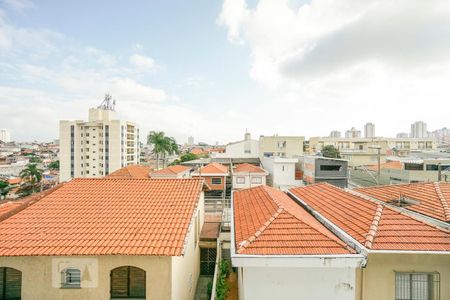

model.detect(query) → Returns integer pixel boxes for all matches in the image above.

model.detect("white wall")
[211,139,259,158]
[232,174,266,189]
[261,156,302,188]
[240,267,357,300]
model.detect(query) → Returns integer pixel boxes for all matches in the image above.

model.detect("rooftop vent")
[387,194,420,207]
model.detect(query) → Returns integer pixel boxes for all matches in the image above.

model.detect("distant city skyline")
[1,0,450,144]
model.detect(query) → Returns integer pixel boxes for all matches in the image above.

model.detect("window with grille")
[236,176,245,184]
[0,267,22,300]
[200,248,217,276]
[61,268,81,288]
[211,177,222,185]
[251,176,262,184]
[110,266,146,299]
[395,272,440,300]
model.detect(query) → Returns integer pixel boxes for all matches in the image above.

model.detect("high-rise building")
[59,95,139,182]
[329,130,341,138]
[187,136,194,145]
[364,123,375,138]
[0,129,10,143]
[410,121,427,138]
[345,127,361,138]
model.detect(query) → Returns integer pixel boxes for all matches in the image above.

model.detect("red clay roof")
[233,185,354,255]
[197,162,228,175]
[289,183,450,251]
[106,164,151,179]
[356,182,450,223]
[190,148,208,155]
[233,163,266,174]
[0,202,23,217]
[0,178,204,256]
[7,178,21,185]
[151,165,190,176]
[367,161,403,172]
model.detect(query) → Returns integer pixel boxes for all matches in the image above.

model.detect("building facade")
[364,122,375,138]
[259,135,304,158]
[0,129,10,143]
[329,130,341,138]
[59,105,139,182]
[345,127,361,138]
[410,121,428,138]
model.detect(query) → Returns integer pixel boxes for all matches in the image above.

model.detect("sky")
[0,0,449,144]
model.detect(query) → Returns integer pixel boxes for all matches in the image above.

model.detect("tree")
[169,153,199,166]
[29,155,42,163]
[163,137,179,168]
[20,163,44,193]
[321,145,341,158]
[0,181,9,200]
[147,132,179,169]
[48,160,60,170]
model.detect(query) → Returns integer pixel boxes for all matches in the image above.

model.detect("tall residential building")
[364,122,375,138]
[0,129,11,143]
[410,121,427,138]
[329,130,341,138]
[187,136,194,145]
[59,96,139,182]
[345,127,361,138]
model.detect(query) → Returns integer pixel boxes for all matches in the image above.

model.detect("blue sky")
[1,0,450,143]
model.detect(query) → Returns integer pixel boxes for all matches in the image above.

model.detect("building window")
[211,177,222,185]
[110,266,146,299]
[61,268,81,288]
[320,165,342,171]
[236,176,246,184]
[251,176,262,184]
[0,267,22,299]
[395,272,440,300]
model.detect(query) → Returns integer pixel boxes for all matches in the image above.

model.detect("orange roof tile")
[367,161,403,172]
[356,182,450,222]
[233,185,354,255]
[7,178,21,185]
[233,163,267,174]
[151,165,191,176]
[289,183,450,251]
[0,178,204,256]
[0,202,23,217]
[197,162,228,175]
[190,148,208,155]
[106,164,151,179]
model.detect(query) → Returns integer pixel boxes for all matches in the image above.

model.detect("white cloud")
[218,0,450,136]
[129,53,157,72]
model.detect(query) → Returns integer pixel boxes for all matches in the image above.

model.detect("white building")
[364,122,375,138]
[0,129,11,143]
[231,163,268,189]
[330,130,341,138]
[187,136,194,146]
[59,96,139,182]
[410,121,427,138]
[345,127,361,138]
[396,132,409,138]
[261,156,302,189]
[210,132,259,158]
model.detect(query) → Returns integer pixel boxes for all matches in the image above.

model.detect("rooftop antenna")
[98,94,116,111]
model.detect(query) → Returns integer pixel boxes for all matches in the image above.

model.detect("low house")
[192,162,229,197]
[231,163,268,189]
[261,156,302,189]
[301,156,349,188]
[151,165,191,179]
[288,183,450,300]
[0,178,205,300]
[232,185,365,300]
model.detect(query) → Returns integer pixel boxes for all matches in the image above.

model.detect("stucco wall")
[239,266,357,300]
[356,253,450,300]
[232,174,266,189]
[0,255,172,300]
[171,193,204,300]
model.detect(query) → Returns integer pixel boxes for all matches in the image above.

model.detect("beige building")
[59,98,139,182]
[259,135,304,158]
[0,178,205,300]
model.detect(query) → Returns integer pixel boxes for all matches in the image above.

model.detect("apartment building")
[364,122,375,138]
[0,129,10,143]
[59,99,139,182]
[345,127,361,138]
[411,121,428,138]
[259,135,304,158]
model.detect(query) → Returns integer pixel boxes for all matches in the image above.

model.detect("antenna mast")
[98,94,116,111]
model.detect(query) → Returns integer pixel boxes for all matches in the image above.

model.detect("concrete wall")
[0,255,172,300]
[232,174,266,189]
[261,156,302,188]
[357,253,450,300]
[239,266,357,300]
[171,193,204,300]
[211,139,259,158]
[259,136,304,158]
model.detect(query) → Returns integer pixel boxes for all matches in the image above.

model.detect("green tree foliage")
[147,131,179,169]
[321,145,341,158]
[29,155,42,163]
[48,160,60,170]
[216,260,230,300]
[0,181,9,199]
[19,164,44,194]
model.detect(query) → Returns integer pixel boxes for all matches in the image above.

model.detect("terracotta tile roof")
[196,162,228,175]
[356,182,450,222]
[190,148,208,155]
[7,178,21,185]
[0,178,204,256]
[151,165,191,176]
[367,161,403,172]
[233,185,354,255]
[233,163,267,174]
[289,183,450,251]
[106,164,151,179]
[0,202,23,217]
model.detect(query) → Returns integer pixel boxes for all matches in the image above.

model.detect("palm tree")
[20,163,44,193]
[163,137,179,168]
[0,181,9,200]
[147,131,168,170]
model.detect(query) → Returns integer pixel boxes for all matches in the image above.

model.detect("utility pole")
[369,145,382,185]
